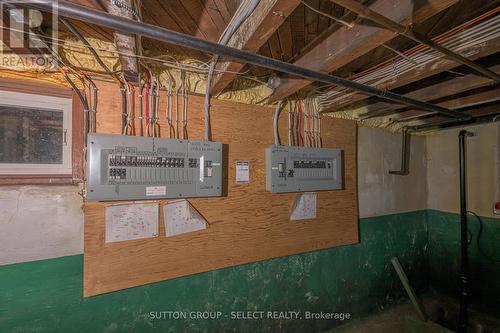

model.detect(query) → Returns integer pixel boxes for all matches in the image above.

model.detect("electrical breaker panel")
[265,145,342,193]
[86,133,222,201]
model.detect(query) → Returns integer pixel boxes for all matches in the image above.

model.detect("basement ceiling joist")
[391,86,500,122]
[24,0,500,130]
[407,102,500,130]
[209,0,301,95]
[356,64,500,119]
[69,0,242,59]
[267,0,459,102]
[323,33,500,113]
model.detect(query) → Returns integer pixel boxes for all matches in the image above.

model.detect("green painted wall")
[427,210,500,316]
[0,211,428,333]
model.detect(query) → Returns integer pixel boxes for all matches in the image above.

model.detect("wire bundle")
[318,8,500,111]
[286,98,322,147]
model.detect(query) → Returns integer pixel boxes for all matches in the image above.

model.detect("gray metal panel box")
[86,133,222,201]
[265,145,342,193]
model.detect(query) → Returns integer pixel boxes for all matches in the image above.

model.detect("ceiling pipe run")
[22,0,472,121]
[458,129,474,333]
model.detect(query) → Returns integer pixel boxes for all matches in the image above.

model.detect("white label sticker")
[146,186,166,196]
[236,160,250,183]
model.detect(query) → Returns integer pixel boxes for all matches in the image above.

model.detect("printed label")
[146,186,166,196]
[236,161,250,183]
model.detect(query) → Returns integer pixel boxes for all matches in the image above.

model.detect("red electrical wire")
[351,7,499,79]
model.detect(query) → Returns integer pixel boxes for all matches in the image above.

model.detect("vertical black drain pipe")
[458,130,474,333]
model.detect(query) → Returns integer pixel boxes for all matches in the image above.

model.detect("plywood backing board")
[84,80,358,296]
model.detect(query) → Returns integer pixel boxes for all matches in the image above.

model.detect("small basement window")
[0,90,72,175]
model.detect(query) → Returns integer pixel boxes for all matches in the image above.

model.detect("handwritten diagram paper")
[164,200,207,237]
[290,192,317,220]
[105,202,159,243]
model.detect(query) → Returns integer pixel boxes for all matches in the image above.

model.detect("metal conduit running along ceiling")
[23,0,471,121]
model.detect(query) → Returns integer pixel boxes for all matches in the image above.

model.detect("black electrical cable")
[64,72,87,107]
[60,17,113,74]
[62,70,90,146]
[467,211,500,263]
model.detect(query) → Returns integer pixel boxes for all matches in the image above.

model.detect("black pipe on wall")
[389,127,412,175]
[458,129,474,333]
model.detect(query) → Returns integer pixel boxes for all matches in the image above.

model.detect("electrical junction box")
[265,145,342,193]
[86,133,222,201]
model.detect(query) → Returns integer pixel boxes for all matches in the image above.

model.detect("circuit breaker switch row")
[109,155,185,168]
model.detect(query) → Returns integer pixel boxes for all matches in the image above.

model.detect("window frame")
[0,78,83,185]
[0,90,73,175]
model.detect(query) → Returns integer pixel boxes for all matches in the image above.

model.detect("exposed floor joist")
[357,64,500,118]
[329,0,500,82]
[392,87,500,121]
[210,0,301,95]
[324,35,500,112]
[409,102,500,128]
[267,0,458,102]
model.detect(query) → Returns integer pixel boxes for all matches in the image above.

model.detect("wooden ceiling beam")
[329,0,500,82]
[268,0,458,102]
[323,35,500,112]
[357,64,500,118]
[392,87,500,121]
[209,0,301,95]
[407,102,500,128]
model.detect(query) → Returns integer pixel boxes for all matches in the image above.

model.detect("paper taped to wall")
[105,202,159,243]
[164,200,207,237]
[236,160,250,183]
[290,193,317,220]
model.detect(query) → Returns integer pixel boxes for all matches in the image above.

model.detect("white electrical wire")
[319,17,499,102]
[318,14,500,110]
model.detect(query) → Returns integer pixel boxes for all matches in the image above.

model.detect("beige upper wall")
[426,122,500,218]
[358,127,428,218]
[0,185,83,265]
